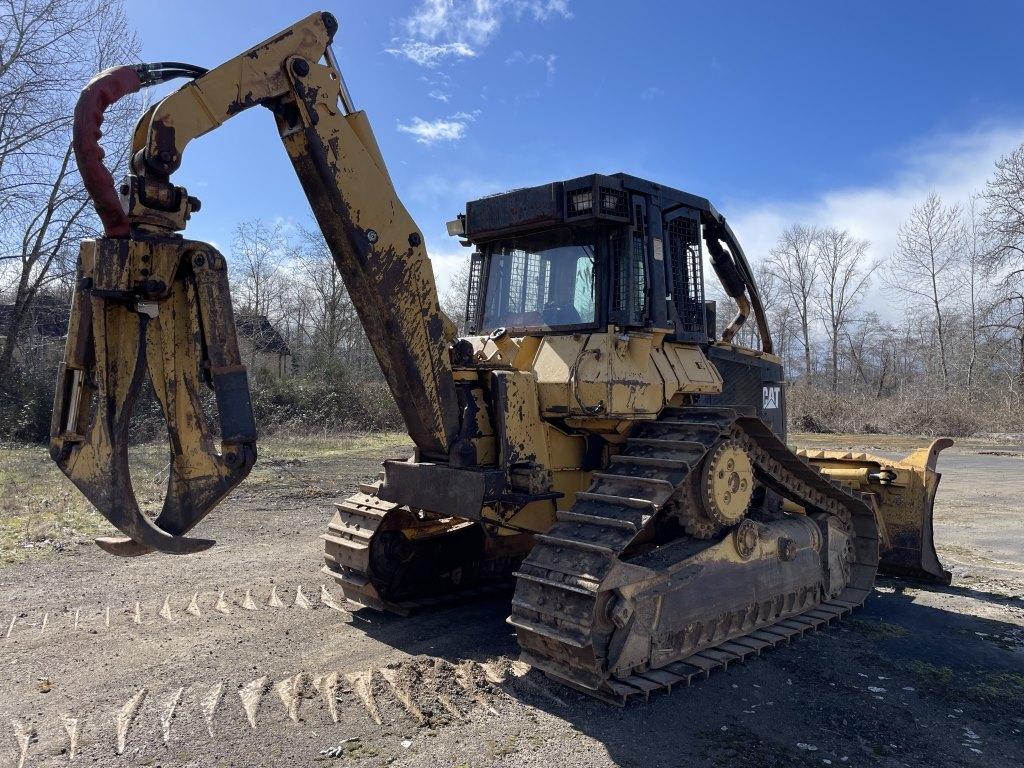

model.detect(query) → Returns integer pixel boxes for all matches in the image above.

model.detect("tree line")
[3,0,1024,440]
[718,152,1024,435]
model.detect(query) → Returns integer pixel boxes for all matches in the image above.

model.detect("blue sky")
[124,0,1024,294]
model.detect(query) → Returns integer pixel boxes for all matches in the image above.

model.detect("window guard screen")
[666,214,706,335]
[609,227,647,326]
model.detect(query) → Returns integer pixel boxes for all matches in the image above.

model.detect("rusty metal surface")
[134,11,461,458]
[277,102,460,458]
[322,483,533,610]
[57,10,459,558]
[134,13,334,176]
[50,237,256,556]
[507,406,878,695]
[376,461,506,520]
[798,440,953,584]
[84,11,461,460]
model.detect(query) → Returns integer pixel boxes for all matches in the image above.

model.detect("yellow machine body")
[51,11,953,702]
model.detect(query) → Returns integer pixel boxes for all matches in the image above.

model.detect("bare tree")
[230,219,287,319]
[768,224,819,380]
[290,221,361,368]
[983,282,1024,390]
[981,143,1024,275]
[843,312,897,397]
[0,0,139,378]
[979,144,1024,391]
[814,228,875,392]
[885,193,962,389]
[440,255,471,335]
[960,196,992,391]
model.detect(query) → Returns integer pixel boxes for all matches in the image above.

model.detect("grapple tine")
[143,250,256,540]
[50,238,256,557]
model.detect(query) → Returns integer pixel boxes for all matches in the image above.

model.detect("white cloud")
[397,112,478,145]
[391,0,571,67]
[407,0,570,45]
[430,249,472,298]
[505,51,557,76]
[385,40,476,67]
[728,123,1024,272]
[428,90,450,102]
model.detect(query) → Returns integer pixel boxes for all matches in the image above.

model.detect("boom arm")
[52,12,461,556]
[130,11,460,458]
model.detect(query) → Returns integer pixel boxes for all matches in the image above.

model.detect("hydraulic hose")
[72,63,208,237]
[72,66,143,237]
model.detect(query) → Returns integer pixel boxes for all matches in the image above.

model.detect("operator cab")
[448,173,786,437]
[450,173,715,343]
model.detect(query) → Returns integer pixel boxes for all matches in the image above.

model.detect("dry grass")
[0,432,411,565]
[0,442,119,563]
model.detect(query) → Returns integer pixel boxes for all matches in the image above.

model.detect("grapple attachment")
[50,236,257,556]
[797,439,953,584]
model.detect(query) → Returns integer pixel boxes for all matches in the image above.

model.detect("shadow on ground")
[347,579,1024,768]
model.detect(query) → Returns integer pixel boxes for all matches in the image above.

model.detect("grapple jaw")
[797,439,953,584]
[50,236,257,557]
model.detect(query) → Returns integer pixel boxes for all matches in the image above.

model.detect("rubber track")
[508,406,878,697]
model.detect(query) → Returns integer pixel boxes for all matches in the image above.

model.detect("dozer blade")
[50,238,257,556]
[797,439,953,584]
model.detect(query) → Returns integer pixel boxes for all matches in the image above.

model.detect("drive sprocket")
[701,438,754,527]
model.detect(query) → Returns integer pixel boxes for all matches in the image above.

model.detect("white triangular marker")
[160,687,183,744]
[275,675,298,722]
[345,671,382,725]
[267,586,284,608]
[378,667,425,725]
[186,592,201,618]
[214,591,230,615]
[63,715,79,760]
[201,682,223,736]
[11,719,33,768]
[159,596,174,623]
[241,590,258,610]
[275,673,309,722]
[293,585,311,610]
[320,584,346,612]
[116,688,146,755]
[239,676,269,729]
[316,671,341,723]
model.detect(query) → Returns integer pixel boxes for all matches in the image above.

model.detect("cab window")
[481,230,597,331]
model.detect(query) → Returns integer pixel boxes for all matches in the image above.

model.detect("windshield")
[482,231,597,331]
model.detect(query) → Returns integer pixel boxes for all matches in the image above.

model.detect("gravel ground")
[0,432,1021,767]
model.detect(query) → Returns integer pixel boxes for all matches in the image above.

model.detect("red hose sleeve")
[72,66,142,238]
